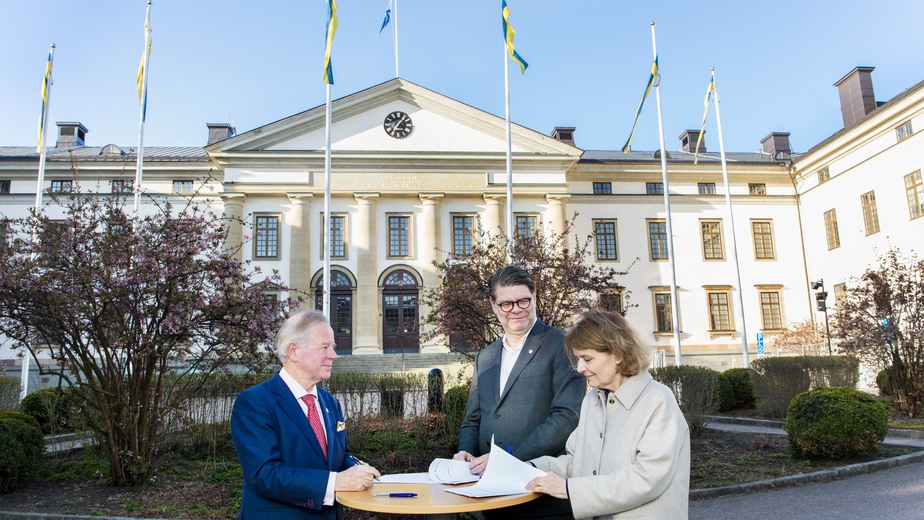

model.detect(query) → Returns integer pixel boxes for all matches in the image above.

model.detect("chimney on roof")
[207,123,236,145]
[550,127,576,146]
[834,66,877,128]
[55,122,87,148]
[761,132,792,162]
[679,129,705,153]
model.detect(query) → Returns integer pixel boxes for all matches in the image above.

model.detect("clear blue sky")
[2,0,923,154]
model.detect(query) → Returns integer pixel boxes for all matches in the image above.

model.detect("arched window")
[315,271,353,353]
[382,269,419,353]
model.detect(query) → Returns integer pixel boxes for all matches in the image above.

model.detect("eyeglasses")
[494,297,532,312]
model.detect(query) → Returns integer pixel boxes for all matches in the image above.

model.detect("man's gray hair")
[276,310,329,364]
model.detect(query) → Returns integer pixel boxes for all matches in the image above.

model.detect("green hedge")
[786,387,891,459]
[0,411,42,432]
[0,419,45,492]
[0,376,19,412]
[717,368,755,412]
[750,356,859,418]
[19,386,82,434]
[651,365,718,438]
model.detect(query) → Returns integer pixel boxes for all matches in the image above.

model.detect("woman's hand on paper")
[526,472,567,499]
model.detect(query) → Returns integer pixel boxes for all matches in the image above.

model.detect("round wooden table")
[337,474,539,518]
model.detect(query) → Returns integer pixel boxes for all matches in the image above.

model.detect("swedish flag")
[502,0,528,74]
[621,55,659,153]
[37,49,53,152]
[137,3,152,123]
[694,72,716,164]
[323,0,338,84]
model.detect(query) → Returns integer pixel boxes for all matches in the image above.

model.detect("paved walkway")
[690,417,924,520]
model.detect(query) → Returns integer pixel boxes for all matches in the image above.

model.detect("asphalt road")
[690,460,924,520]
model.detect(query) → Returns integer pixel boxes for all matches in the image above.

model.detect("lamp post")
[812,279,832,355]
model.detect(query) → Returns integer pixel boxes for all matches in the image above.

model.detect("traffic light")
[815,290,827,312]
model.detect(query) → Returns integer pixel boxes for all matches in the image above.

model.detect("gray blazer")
[457,320,586,461]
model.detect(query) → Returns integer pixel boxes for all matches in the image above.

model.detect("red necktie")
[301,394,328,458]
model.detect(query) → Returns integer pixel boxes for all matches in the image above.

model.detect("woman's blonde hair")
[565,308,651,376]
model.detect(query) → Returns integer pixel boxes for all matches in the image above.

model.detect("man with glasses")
[454,266,585,519]
[231,311,381,519]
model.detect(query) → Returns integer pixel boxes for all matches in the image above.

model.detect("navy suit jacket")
[457,320,586,460]
[231,372,354,519]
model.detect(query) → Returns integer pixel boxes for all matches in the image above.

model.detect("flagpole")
[133,0,152,221]
[712,67,750,364]
[503,41,514,261]
[393,0,399,77]
[23,43,56,401]
[650,22,682,365]
[323,87,332,317]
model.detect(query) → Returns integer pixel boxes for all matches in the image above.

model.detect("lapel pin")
[528,350,533,354]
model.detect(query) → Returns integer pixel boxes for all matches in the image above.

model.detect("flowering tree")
[768,318,829,356]
[836,248,923,416]
[422,218,634,351]
[0,189,297,485]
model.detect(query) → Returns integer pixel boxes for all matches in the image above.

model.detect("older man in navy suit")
[454,266,586,519]
[231,311,380,519]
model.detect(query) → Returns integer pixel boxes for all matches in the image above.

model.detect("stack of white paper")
[445,443,545,498]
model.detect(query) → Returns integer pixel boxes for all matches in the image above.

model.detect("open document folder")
[376,458,480,484]
[445,443,546,498]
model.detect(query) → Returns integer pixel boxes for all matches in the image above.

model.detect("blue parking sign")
[756,332,765,356]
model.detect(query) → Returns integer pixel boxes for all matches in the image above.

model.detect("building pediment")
[205,78,581,158]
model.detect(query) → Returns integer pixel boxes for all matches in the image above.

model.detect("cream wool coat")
[530,370,690,519]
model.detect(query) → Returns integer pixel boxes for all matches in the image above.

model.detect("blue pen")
[349,455,368,466]
[372,493,417,498]
[506,443,512,454]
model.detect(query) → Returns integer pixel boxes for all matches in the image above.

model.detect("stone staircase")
[331,352,471,374]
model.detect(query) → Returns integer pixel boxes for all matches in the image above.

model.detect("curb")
[690,449,924,501]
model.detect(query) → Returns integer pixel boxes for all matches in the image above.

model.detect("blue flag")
[377,0,392,36]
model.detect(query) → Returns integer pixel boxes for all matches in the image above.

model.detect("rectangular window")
[111,180,134,194]
[329,214,346,259]
[708,292,732,331]
[748,183,767,195]
[646,182,664,195]
[50,180,73,193]
[760,291,783,330]
[172,180,194,194]
[698,182,716,194]
[592,182,612,194]
[388,215,411,257]
[254,215,280,259]
[824,208,840,250]
[751,220,776,260]
[860,190,880,236]
[599,291,624,314]
[700,220,725,260]
[452,215,475,256]
[594,219,618,261]
[648,220,668,260]
[896,121,914,142]
[515,214,539,240]
[833,282,847,308]
[817,168,830,184]
[0,180,10,194]
[905,170,924,220]
[654,292,673,333]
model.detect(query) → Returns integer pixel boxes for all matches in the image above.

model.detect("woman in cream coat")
[526,308,690,519]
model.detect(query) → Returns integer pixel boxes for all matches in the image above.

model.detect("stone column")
[287,193,314,294]
[418,193,449,353]
[220,193,247,262]
[353,193,382,355]
[482,194,506,239]
[545,193,571,236]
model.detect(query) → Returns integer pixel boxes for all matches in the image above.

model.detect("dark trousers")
[483,494,573,520]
